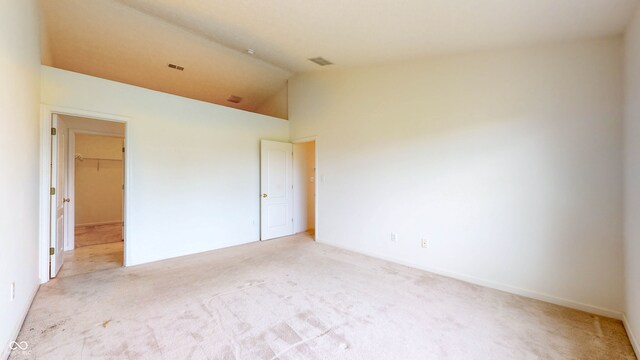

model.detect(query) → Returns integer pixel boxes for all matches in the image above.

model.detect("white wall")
[42,66,290,266]
[289,37,625,316]
[624,4,640,353]
[0,0,41,358]
[293,141,315,233]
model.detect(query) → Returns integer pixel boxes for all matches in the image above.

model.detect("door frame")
[291,136,319,241]
[66,128,125,250]
[39,105,130,283]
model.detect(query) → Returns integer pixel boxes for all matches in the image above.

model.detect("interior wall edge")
[624,3,640,356]
[623,313,640,357]
[1,0,43,357]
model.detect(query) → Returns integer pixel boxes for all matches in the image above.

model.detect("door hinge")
[49,247,54,255]
[51,128,57,135]
[50,187,56,195]
[122,147,125,153]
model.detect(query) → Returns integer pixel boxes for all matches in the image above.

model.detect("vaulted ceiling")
[40,0,639,119]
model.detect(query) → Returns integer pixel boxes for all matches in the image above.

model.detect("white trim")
[39,105,131,283]
[75,220,123,227]
[292,135,317,144]
[65,129,74,251]
[322,240,623,319]
[291,136,319,241]
[38,107,51,283]
[42,105,129,123]
[67,128,125,250]
[623,313,639,357]
[1,283,39,360]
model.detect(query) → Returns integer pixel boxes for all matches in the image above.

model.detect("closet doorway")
[293,139,316,239]
[50,114,126,278]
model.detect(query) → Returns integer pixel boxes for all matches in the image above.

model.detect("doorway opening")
[293,140,316,239]
[48,113,126,278]
[259,138,318,242]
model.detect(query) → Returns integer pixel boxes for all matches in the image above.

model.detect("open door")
[260,140,294,240]
[50,114,66,277]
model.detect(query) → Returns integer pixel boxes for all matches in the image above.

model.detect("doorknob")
[262,193,267,198]
[63,198,71,203]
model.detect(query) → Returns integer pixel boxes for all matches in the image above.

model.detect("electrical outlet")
[391,232,398,242]
[421,239,428,248]
[10,282,15,301]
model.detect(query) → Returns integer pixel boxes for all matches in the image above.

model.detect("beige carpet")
[75,223,123,247]
[57,242,124,278]
[11,233,636,359]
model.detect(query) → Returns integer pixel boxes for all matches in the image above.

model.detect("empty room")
[2,0,640,359]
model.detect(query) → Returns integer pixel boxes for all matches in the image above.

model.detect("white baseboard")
[75,220,123,227]
[1,283,39,360]
[623,314,639,357]
[321,240,622,320]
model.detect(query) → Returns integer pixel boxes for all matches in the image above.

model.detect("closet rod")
[76,157,122,161]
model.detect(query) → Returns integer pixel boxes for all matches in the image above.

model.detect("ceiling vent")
[308,57,333,66]
[168,63,184,71]
[227,95,242,104]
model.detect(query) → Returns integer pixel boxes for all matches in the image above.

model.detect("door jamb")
[39,105,130,283]
[291,136,318,241]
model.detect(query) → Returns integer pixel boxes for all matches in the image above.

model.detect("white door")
[261,140,293,240]
[50,114,66,277]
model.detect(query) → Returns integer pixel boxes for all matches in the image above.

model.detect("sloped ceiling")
[40,0,292,118]
[40,0,639,119]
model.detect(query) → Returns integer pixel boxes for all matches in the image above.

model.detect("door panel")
[261,140,293,240]
[50,114,65,277]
